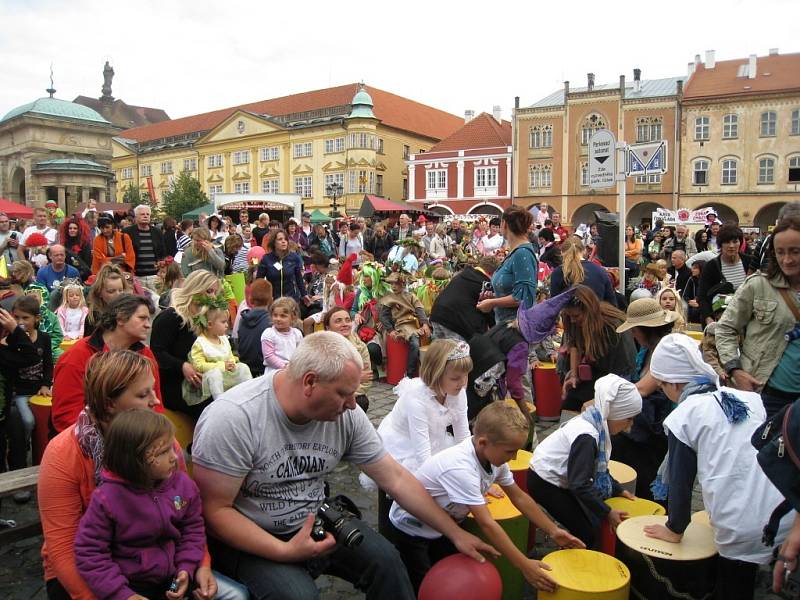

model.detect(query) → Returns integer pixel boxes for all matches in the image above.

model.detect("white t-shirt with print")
[389,437,514,539]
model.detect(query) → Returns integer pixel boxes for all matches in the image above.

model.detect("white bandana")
[650,333,719,385]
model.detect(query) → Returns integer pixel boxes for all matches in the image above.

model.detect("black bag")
[751,399,800,545]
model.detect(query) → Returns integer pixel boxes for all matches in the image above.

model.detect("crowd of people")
[0,197,798,600]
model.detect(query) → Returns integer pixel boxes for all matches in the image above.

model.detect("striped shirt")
[135,228,157,276]
[721,259,747,291]
[176,233,191,254]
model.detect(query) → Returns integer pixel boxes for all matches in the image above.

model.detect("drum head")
[507,449,533,472]
[691,510,711,526]
[542,549,630,593]
[468,493,522,521]
[605,497,665,517]
[617,515,717,561]
[608,460,636,484]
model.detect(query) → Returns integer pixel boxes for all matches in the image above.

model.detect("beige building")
[112,83,462,215]
[514,70,684,226]
[0,90,118,213]
[680,50,800,228]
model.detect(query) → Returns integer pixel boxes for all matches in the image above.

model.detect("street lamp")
[326,181,343,219]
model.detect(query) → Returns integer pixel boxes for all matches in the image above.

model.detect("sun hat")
[616,298,678,333]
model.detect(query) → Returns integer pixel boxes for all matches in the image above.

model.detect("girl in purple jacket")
[75,410,206,600]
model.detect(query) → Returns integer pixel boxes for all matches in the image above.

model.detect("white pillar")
[457,159,464,200]
[408,161,416,201]
[505,156,512,199]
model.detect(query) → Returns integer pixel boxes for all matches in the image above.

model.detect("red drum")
[385,336,409,385]
[534,362,561,420]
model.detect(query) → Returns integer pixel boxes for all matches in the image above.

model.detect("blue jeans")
[215,571,251,600]
[213,519,415,600]
[406,334,420,378]
[13,395,35,438]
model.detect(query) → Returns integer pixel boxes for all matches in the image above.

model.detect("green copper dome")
[1,97,110,125]
[348,85,375,119]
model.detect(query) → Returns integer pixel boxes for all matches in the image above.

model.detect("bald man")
[36,244,80,292]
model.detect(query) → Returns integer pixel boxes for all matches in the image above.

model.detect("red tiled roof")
[119,83,463,143]
[427,112,512,152]
[683,52,800,100]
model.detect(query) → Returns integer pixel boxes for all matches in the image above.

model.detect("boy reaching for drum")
[386,401,585,594]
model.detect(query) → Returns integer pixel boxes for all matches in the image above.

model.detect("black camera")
[310,495,364,548]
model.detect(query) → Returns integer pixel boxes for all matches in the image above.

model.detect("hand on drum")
[621,490,636,500]
[486,484,505,499]
[551,528,586,550]
[607,509,629,530]
[643,523,683,543]
[521,558,557,593]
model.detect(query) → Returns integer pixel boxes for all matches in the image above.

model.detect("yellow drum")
[686,329,703,342]
[507,449,533,492]
[539,549,630,600]
[59,338,78,352]
[616,515,717,600]
[163,409,196,454]
[600,497,666,555]
[465,494,528,600]
[691,510,711,526]
[608,460,637,495]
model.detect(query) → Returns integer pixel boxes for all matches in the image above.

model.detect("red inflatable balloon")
[418,555,502,600]
[246,246,265,264]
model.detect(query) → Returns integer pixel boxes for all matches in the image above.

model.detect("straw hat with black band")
[616,298,679,333]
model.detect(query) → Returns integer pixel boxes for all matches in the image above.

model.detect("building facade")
[679,50,800,228]
[112,83,462,215]
[0,91,117,212]
[513,70,684,226]
[406,110,512,216]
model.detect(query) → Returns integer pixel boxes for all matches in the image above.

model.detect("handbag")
[358,326,376,343]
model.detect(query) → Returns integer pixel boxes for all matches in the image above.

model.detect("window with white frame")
[376,174,383,196]
[761,112,777,137]
[529,126,541,148]
[348,171,357,193]
[542,125,553,148]
[759,157,775,183]
[403,145,410,159]
[357,170,368,194]
[324,138,345,153]
[293,142,313,158]
[529,166,540,189]
[183,158,197,172]
[636,173,662,184]
[349,132,374,149]
[695,116,710,141]
[635,117,663,142]
[261,179,279,194]
[208,154,223,168]
[542,165,552,187]
[581,114,606,145]
[233,182,250,194]
[160,161,173,175]
[789,156,800,183]
[475,166,498,189]
[368,172,375,194]
[529,164,552,189]
[294,176,312,198]
[324,173,344,192]
[581,163,589,186]
[723,114,738,139]
[232,150,250,165]
[426,169,447,190]
[260,146,280,161]
[377,138,384,154]
[121,167,133,180]
[792,110,800,136]
[693,159,709,185]
[140,165,152,177]
[721,159,737,185]
[208,184,223,198]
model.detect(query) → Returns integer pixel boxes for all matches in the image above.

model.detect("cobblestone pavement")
[0,382,775,599]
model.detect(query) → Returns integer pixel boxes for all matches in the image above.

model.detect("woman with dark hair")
[537,228,562,268]
[694,228,710,253]
[285,218,308,251]
[308,223,336,259]
[682,259,705,323]
[476,205,538,324]
[610,298,678,499]
[257,229,308,303]
[161,216,179,257]
[58,217,92,278]
[697,223,753,324]
[91,215,135,275]
[716,216,800,416]
[323,306,372,411]
[560,285,636,410]
[482,217,505,255]
[206,214,224,244]
[51,293,162,432]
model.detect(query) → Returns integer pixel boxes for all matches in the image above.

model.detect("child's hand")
[166,570,189,600]
[607,509,628,529]
[224,360,236,372]
[37,386,52,397]
[621,490,636,500]
[551,528,586,549]
[521,559,557,593]
[486,484,505,499]
[388,330,399,340]
[529,358,541,370]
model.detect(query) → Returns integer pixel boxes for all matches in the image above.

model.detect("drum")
[615,515,717,600]
[59,338,78,352]
[685,329,703,342]
[691,510,711,527]
[608,460,637,495]
[533,362,561,420]
[539,549,630,600]
[29,395,52,465]
[385,335,409,385]
[507,449,533,493]
[163,409,196,456]
[464,494,529,600]
[600,497,666,555]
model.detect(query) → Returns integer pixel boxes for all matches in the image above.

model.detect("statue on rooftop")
[101,61,114,100]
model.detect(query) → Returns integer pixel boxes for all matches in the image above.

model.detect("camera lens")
[337,522,363,548]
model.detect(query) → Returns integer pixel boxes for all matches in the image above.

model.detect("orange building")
[513,70,684,226]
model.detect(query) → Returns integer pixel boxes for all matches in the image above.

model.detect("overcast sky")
[1,0,798,125]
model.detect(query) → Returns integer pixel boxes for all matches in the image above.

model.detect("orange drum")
[30,395,53,465]
[534,362,561,420]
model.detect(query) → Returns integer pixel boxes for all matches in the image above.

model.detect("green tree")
[160,170,209,220]
[121,183,157,213]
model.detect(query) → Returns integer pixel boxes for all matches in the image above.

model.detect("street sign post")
[589,130,616,189]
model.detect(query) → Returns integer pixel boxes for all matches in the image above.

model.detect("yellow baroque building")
[112,83,462,215]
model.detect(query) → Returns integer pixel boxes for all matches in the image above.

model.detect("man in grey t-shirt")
[193,332,495,599]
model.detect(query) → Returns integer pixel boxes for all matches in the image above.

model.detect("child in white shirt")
[260,297,303,375]
[389,402,584,593]
[55,282,88,340]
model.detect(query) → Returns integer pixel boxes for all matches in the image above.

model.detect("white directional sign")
[627,140,667,176]
[589,129,617,189]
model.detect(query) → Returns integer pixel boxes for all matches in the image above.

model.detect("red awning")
[0,198,34,219]
[359,195,432,217]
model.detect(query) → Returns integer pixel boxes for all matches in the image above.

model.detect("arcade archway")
[753,202,786,231]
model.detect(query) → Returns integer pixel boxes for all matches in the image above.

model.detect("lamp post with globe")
[327,181,343,219]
